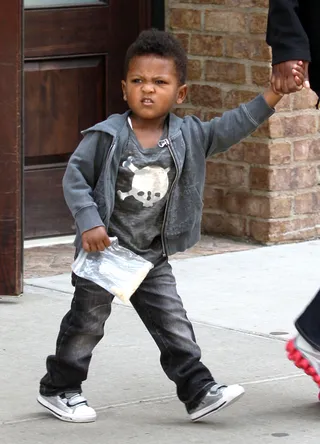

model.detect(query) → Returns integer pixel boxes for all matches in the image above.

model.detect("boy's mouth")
[141,98,154,105]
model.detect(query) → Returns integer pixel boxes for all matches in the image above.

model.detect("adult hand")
[82,226,111,252]
[271,60,305,94]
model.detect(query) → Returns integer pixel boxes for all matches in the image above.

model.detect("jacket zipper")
[159,138,179,257]
[105,138,117,172]
[101,138,117,225]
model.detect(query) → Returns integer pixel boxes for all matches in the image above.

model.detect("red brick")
[287,114,318,136]
[205,11,246,33]
[172,33,190,52]
[251,65,270,87]
[190,84,222,108]
[226,143,245,161]
[291,166,318,189]
[251,120,270,138]
[269,114,318,138]
[250,39,271,62]
[249,13,267,34]
[295,192,320,214]
[250,166,318,191]
[225,37,250,59]
[269,197,292,218]
[203,187,224,211]
[224,191,247,215]
[202,212,247,237]
[170,9,201,31]
[244,142,269,164]
[223,90,257,109]
[244,142,291,165]
[173,107,202,118]
[225,191,291,218]
[213,152,227,160]
[190,35,223,57]
[292,89,319,110]
[177,0,225,3]
[225,192,267,216]
[308,139,320,161]
[188,59,202,81]
[252,0,269,6]
[205,60,246,85]
[203,111,223,120]
[250,168,288,191]
[250,216,320,243]
[274,95,291,112]
[267,143,292,164]
[226,0,268,6]
[293,139,310,161]
[206,161,248,187]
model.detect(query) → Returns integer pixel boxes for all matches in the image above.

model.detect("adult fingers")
[303,61,310,88]
[274,74,283,94]
[281,78,290,94]
[294,77,303,90]
[292,68,304,87]
[286,75,300,92]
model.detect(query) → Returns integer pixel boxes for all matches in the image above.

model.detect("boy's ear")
[176,84,188,105]
[121,80,127,101]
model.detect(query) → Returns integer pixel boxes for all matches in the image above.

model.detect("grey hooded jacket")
[63,94,274,256]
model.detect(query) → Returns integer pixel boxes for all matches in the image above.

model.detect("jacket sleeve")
[197,95,274,158]
[266,0,311,64]
[62,131,109,235]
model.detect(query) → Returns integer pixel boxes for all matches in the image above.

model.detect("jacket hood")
[81,110,184,138]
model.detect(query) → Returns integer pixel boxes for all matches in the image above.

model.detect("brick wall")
[167,0,320,243]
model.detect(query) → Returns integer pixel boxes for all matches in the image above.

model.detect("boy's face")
[122,55,187,121]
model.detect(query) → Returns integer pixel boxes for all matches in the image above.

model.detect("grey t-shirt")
[108,119,175,263]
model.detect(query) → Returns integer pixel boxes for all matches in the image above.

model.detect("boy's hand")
[82,226,111,252]
[271,60,306,94]
[264,62,306,108]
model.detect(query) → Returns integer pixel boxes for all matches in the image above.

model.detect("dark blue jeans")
[295,288,320,351]
[40,258,215,405]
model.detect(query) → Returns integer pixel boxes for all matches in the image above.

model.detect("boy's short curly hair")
[124,29,188,85]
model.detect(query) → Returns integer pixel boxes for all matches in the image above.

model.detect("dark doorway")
[24,0,154,238]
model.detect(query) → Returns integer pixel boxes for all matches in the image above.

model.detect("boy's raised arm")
[201,93,274,158]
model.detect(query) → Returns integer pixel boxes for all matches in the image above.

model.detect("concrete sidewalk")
[1,240,320,443]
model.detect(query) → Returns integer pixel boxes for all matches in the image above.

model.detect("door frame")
[0,0,23,296]
[0,0,165,296]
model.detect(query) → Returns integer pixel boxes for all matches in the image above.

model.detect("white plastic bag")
[72,237,154,304]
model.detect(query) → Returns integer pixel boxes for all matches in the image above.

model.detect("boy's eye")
[132,79,142,83]
[155,80,166,85]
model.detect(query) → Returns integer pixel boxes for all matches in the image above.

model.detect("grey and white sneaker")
[37,392,96,423]
[187,384,245,422]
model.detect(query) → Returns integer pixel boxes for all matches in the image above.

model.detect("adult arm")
[267,0,311,64]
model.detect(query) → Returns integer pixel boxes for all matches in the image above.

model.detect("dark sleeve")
[266,0,311,64]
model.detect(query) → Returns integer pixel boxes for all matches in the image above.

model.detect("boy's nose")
[142,83,155,93]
